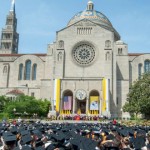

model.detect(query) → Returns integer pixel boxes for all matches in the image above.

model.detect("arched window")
[105,40,111,48]
[3,66,7,73]
[118,48,122,54]
[144,60,150,73]
[58,40,64,49]
[32,64,37,80]
[25,60,31,80]
[18,64,23,80]
[138,63,142,79]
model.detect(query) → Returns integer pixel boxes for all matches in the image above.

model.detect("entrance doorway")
[78,101,86,114]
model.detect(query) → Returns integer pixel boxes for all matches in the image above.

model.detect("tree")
[0,95,10,112]
[3,95,51,118]
[138,73,150,118]
[123,73,150,118]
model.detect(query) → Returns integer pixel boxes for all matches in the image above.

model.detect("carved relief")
[105,40,111,48]
[57,52,63,62]
[105,52,111,61]
[58,40,64,49]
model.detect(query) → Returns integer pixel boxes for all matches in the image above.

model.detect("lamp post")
[13,108,16,118]
[120,108,123,121]
[24,111,26,118]
[25,84,29,95]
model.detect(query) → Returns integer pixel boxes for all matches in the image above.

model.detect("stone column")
[99,91,102,115]
[73,95,76,114]
[86,96,89,115]
[99,99,101,115]
[60,97,63,113]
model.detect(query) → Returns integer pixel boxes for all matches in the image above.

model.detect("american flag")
[63,96,72,110]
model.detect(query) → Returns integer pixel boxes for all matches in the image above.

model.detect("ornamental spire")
[10,0,15,12]
[87,0,94,11]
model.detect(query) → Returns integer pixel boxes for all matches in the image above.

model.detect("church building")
[0,1,150,118]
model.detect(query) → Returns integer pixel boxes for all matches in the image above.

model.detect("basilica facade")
[0,1,149,118]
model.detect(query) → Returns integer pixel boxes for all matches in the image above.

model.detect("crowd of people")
[0,119,150,150]
[49,114,108,121]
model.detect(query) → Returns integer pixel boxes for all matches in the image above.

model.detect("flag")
[63,96,72,110]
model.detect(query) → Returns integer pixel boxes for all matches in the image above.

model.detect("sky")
[0,0,150,54]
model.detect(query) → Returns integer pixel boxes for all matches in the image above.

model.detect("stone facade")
[0,1,149,118]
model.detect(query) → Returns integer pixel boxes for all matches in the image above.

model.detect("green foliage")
[3,95,50,117]
[0,112,10,121]
[123,73,150,118]
[0,95,10,112]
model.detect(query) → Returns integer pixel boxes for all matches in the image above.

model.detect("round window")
[73,44,95,65]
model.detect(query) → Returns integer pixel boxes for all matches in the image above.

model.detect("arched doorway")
[89,90,100,115]
[77,100,86,114]
[75,89,87,114]
[61,90,73,114]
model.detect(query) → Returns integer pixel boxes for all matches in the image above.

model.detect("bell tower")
[0,0,19,54]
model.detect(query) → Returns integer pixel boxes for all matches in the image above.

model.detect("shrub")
[0,112,10,121]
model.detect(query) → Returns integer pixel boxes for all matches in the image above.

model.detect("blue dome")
[67,10,113,28]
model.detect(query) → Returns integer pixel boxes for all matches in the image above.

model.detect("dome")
[88,1,93,4]
[67,1,113,29]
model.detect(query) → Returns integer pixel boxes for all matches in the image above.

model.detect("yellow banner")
[55,79,61,112]
[102,78,106,112]
[90,96,99,110]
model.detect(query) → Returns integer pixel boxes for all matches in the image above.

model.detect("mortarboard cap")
[3,134,16,146]
[35,141,44,147]
[137,130,146,137]
[20,130,30,136]
[32,130,42,140]
[133,136,146,149]
[10,127,18,134]
[104,142,120,150]
[21,134,32,145]
[58,148,65,150]
[22,146,32,150]
[81,131,87,136]
[3,135,16,143]
[89,140,98,150]
[3,131,14,137]
[128,129,134,136]
[13,146,20,150]
[121,129,128,137]
[102,129,110,135]
[106,134,115,140]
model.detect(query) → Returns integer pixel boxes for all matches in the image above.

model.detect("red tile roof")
[128,53,144,56]
[7,89,24,95]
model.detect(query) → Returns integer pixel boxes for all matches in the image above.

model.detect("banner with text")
[90,96,99,110]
